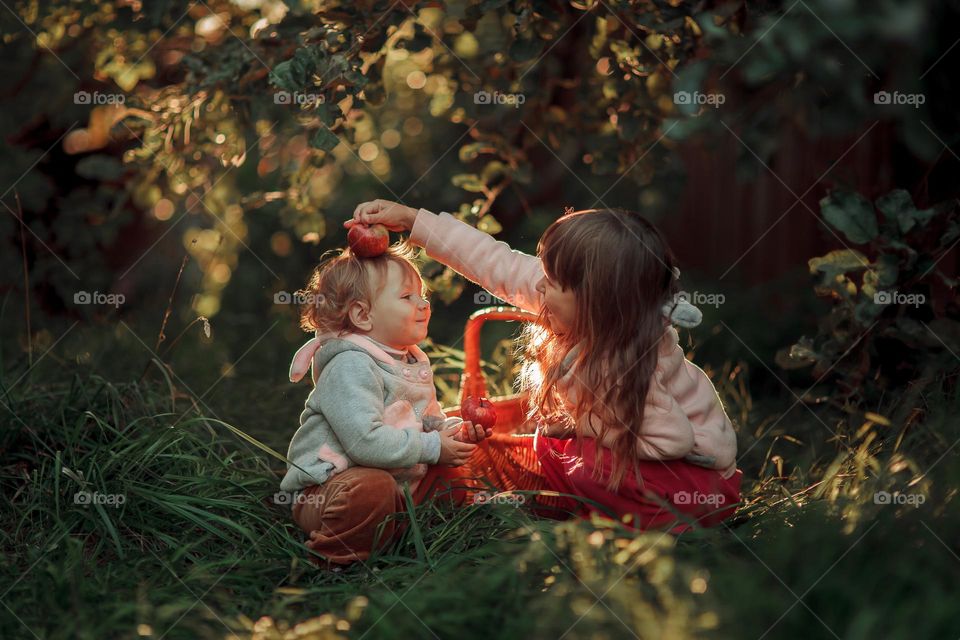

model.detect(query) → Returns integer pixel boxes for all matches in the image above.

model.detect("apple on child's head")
[461,396,497,430]
[347,222,390,258]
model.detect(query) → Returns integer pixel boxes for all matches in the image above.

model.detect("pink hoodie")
[410,208,738,479]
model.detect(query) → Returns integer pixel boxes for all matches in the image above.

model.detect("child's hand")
[453,420,492,443]
[345,199,418,232]
[438,429,476,466]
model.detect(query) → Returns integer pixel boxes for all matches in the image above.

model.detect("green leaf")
[268,60,296,92]
[459,142,494,163]
[820,190,879,244]
[271,46,326,93]
[310,127,340,152]
[477,214,502,234]
[809,249,870,280]
[480,160,507,184]
[316,102,343,127]
[876,189,914,220]
[874,253,900,288]
[876,189,937,234]
[775,337,819,370]
[452,173,485,192]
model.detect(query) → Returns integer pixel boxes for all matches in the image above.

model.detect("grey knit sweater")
[280,333,447,494]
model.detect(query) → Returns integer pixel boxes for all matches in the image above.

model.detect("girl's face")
[363,262,431,349]
[535,270,577,337]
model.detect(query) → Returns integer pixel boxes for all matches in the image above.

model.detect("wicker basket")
[443,306,543,434]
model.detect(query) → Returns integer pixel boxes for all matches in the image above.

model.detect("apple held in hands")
[461,396,497,430]
[347,223,390,258]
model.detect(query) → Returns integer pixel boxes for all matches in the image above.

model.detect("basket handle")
[459,306,543,403]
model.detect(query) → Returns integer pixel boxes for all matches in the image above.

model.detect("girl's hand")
[345,199,418,232]
[454,420,491,443]
[438,429,476,466]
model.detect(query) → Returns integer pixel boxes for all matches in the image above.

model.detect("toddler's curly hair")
[297,241,423,335]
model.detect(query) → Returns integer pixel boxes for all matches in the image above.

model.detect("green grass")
[2,349,960,639]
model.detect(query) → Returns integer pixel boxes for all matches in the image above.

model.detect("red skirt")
[460,431,742,532]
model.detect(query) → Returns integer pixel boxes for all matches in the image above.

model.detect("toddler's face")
[365,261,431,349]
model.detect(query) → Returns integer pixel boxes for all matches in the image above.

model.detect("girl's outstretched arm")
[348,200,544,314]
[410,208,544,313]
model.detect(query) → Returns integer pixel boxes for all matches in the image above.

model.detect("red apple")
[347,223,390,258]
[461,396,497,430]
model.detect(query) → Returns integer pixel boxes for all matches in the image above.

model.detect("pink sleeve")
[409,208,544,314]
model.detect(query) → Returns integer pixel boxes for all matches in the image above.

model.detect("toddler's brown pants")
[290,464,469,566]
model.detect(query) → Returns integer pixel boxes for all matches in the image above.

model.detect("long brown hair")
[519,208,681,491]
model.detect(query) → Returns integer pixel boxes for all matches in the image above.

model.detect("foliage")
[776,188,959,410]
[9,0,956,322]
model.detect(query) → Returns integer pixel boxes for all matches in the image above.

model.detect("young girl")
[282,244,488,566]
[345,201,742,531]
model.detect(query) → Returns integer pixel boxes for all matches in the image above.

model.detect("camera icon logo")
[474,90,492,104]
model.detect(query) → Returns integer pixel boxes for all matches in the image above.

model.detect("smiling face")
[352,260,431,349]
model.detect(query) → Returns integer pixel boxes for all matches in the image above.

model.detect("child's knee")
[295,468,405,565]
[292,468,400,533]
[337,468,403,516]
